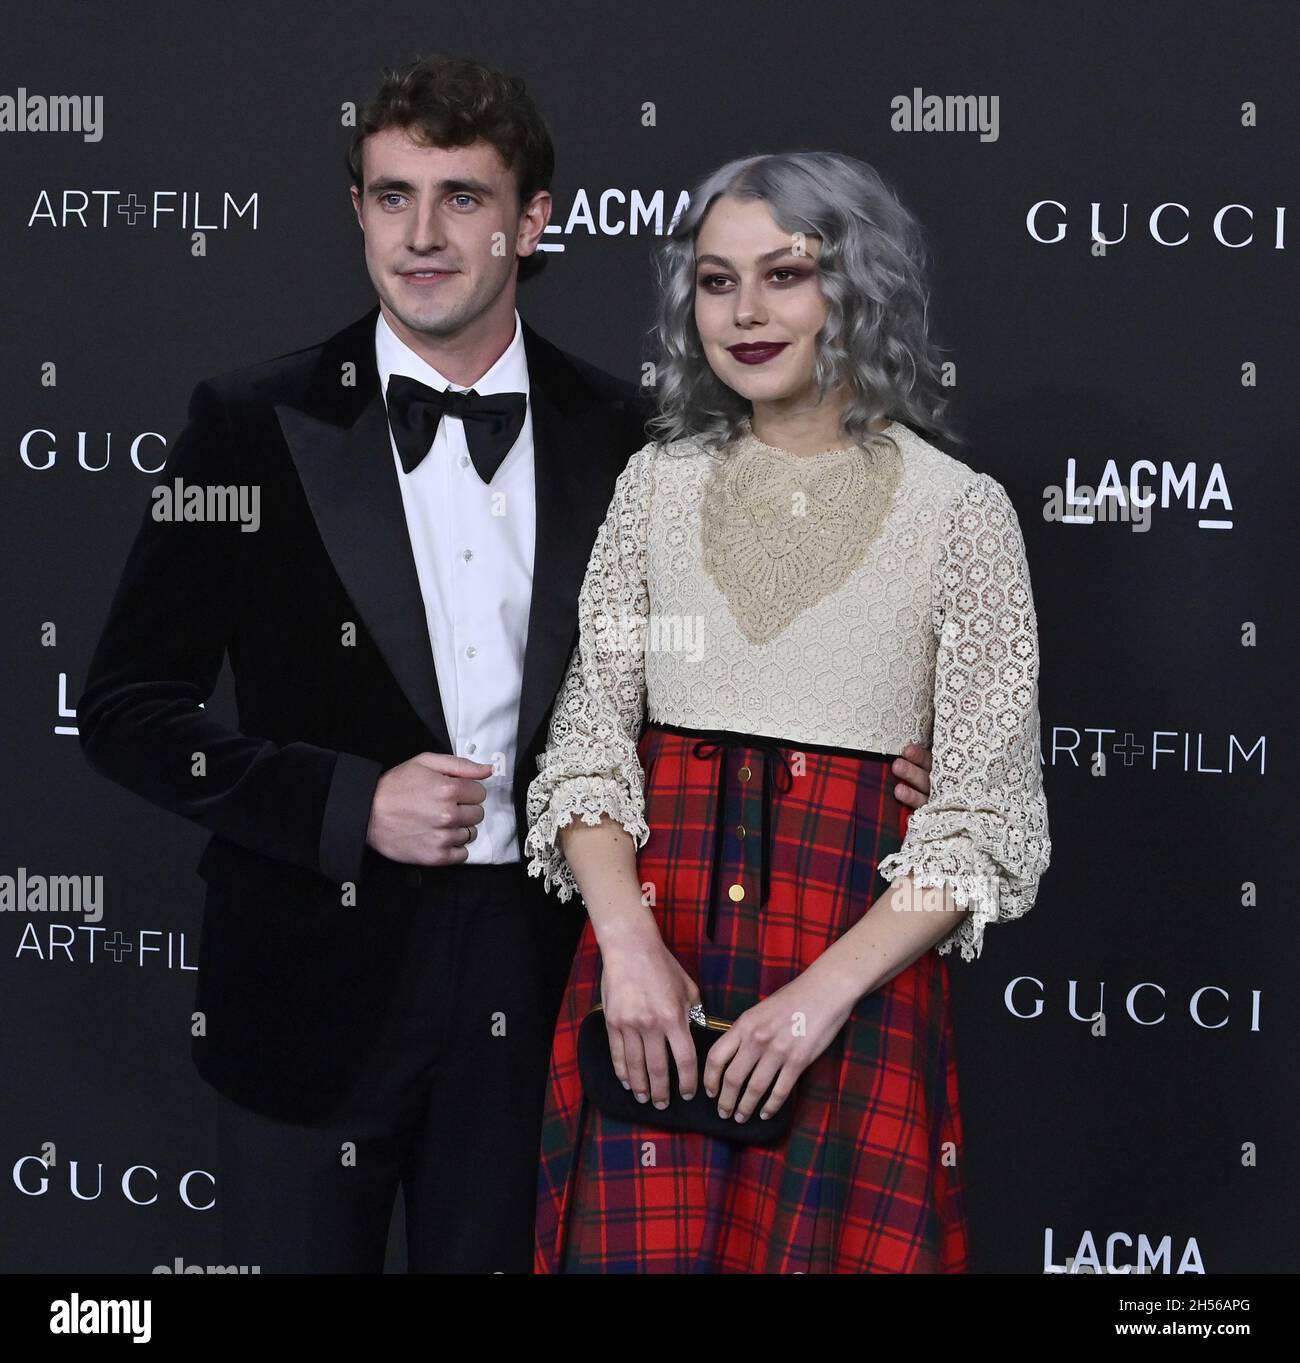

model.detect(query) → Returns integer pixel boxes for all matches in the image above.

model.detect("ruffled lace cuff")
[877,834,1017,963]
[523,773,650,903]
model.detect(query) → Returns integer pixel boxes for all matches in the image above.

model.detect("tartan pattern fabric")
[534,722,970,1273]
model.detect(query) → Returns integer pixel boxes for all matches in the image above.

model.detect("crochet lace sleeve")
[876,472,1051,962]
[523,443,653,902]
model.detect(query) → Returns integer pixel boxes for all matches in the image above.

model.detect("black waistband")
[644,719,899,765]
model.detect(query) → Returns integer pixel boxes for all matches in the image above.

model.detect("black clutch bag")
[577,1003,796,1145]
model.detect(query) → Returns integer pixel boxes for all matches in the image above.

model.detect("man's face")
[350,128,549,340]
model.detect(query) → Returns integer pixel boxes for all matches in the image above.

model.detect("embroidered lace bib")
[700,417,904,643]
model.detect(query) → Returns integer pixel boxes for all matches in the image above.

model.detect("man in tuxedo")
[77,54,933,1273]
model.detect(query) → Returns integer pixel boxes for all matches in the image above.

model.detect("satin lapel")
[274,308,452,752]
[515,325,629,769]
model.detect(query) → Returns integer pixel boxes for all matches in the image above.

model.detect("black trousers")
[214,863,585,1273]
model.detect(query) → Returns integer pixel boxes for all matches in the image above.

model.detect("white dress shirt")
[375,308,535,863]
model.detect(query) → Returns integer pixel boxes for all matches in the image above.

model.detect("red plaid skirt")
[534,721,971,1273]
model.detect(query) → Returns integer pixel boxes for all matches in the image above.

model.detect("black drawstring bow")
[688,735,796,941]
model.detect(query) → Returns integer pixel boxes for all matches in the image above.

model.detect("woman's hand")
[703,958,860,1124]
[599,925,703,1109]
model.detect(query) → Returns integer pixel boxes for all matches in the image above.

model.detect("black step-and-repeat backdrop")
[3,1,1296,1276]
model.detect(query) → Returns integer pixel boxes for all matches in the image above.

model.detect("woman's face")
[693,195,829,408]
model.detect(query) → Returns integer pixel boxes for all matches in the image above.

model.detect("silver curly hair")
[643,150,962,455]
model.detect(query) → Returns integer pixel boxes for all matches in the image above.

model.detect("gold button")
[728,883,745,902]
[737,824,747,839]
[738,765,752,782]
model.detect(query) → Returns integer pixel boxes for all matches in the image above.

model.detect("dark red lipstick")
[726,342,789,365]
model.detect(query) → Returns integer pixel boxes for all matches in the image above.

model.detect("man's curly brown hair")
[346,53,555,282]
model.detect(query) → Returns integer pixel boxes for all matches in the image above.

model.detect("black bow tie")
[385,374,527,484]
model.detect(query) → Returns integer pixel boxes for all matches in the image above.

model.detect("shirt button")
[737,824,747,839]
[465,645,477,659]
[462,549,473,561]
[728,883,745,902]
[467,743,477,754]
[738,766,752,782]
[459,455,470,468]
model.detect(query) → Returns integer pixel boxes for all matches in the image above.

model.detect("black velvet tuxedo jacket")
[77,303,651,1120]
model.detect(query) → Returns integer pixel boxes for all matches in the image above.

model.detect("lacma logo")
[1043,1227,1205,1274]
[1044,458,1233,531]
[537,187,691,253]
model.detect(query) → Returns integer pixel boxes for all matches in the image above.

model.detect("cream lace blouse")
[522,416,1051,962]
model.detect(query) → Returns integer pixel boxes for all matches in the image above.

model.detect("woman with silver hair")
[524,150,1051,1273]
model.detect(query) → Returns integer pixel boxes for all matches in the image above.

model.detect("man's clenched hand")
[365,753,495,864]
